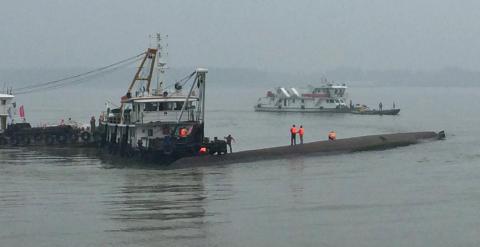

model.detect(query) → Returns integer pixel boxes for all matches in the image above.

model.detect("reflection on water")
[103,169,208,240]
[287,158,305,202]
[0,148,217,246]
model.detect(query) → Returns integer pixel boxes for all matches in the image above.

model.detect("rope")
[13,52,146,93]
[15,57,143,95]
[162,70,196,91]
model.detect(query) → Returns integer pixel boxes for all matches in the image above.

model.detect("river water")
[1,73,480,246]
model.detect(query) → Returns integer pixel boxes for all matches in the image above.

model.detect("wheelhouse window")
[144,102,158,111]
[174,101,184,110]
[159,102,173,111]
[1,100,5,105]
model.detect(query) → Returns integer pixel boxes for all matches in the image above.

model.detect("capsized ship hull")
[170,131,444,168]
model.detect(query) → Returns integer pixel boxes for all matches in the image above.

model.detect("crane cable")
[13,52,146,94]
[162,70,196,91]
[15,56,144,95]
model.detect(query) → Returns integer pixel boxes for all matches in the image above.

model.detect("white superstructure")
[254,82,349,113]
[0,93,14,132]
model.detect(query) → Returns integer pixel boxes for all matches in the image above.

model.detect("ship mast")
[154,33,168,95]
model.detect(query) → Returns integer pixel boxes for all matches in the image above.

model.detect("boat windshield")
[143,101,189,112]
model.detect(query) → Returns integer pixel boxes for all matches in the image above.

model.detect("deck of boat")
[351,109,400,115]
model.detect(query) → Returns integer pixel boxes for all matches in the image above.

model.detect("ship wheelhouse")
[124,96,200,124]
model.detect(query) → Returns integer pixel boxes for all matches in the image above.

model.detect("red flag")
[19,105,25,119]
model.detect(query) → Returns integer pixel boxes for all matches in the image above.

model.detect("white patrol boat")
[254,80,350,113]
[101,34,208,163]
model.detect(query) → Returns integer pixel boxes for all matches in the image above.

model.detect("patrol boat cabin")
[255,80,349,113]
[102,35,207,162]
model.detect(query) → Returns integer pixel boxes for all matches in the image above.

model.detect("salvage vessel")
[100,34,212,163]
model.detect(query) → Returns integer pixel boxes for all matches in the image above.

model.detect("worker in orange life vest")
[290,124,297,146]
[179,128,188,138]
[328,131,336,141]
[298,125,305,144]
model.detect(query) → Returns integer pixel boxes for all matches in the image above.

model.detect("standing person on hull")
[224,134,236,153]
[290,125,297,146]
[298,125,304,144]
[90,116,96,133]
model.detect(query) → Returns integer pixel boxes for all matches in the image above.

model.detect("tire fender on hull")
[81,132,90,142]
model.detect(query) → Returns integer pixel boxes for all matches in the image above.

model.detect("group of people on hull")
[290,124,336,146]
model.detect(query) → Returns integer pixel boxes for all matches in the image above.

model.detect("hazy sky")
[1,0,479,72]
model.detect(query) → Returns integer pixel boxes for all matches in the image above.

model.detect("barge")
[1,93,94,146]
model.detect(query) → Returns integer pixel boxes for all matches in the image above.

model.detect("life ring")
[45,135,55,145]
[34,134,43,143]
[56,134,67,144]
[69,133,79,143]
[80,132,91,142]
[21,136,31,145]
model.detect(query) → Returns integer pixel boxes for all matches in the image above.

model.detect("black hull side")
[351,109,400,115]
[99,139,202,166]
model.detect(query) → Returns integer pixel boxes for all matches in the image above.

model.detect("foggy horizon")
[1,0,479,73]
